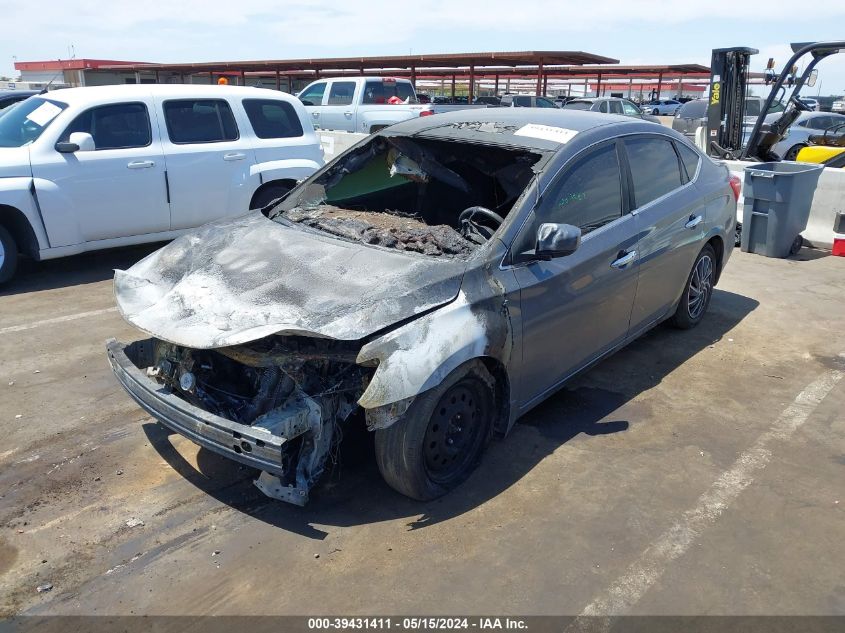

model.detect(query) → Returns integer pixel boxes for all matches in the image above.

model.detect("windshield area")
[0,97,67,148]
[267,135,543,258]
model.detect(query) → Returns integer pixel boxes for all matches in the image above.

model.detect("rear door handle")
[127,160,155,169]
[611,250,638,269]
[223,152,246,161]
[685,214,703,229]
[312,112,320,118]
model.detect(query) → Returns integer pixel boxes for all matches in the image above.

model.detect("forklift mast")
[707,47,758,158]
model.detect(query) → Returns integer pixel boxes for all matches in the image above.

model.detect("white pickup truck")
[298,76,488,134]
[0,84,323,283]
[298,77,432,134]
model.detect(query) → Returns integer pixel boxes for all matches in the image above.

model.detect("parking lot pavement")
[1,246,843,616]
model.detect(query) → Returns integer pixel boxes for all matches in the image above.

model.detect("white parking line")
[567,359,844,631]
[0,306,118,335]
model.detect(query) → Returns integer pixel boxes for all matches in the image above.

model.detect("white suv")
[0,84,323,282]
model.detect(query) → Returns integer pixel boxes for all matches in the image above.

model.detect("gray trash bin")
[740,162,824,258]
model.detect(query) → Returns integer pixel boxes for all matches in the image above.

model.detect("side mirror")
[807,69,818,88]
[535,222,581,260]
[56,132,94,153]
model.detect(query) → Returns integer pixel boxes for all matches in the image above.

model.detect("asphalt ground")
[1,245,843,619]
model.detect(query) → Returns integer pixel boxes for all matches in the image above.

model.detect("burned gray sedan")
[107,109,737,504]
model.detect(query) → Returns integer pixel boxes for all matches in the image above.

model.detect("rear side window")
[609,101,623,114]
[362,80,415,104]
[624,137,684,207]
[539,143,623,234]
[327,82,356,105]
[678,100,707,118]
[163,99,238,144]
[563,101,591,111]
[243,99,303,139]
[599,101,609,113]
[675,142,701,180]
[60,102,151,150]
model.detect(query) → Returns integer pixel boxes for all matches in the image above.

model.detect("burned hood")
[114,212,468,349]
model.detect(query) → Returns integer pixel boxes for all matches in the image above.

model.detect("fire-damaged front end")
[108,120,553,504]
[107,335,373,505]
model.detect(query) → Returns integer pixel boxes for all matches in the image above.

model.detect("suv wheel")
[374,360,494,500]
[250,183,292,210]
[0,225,18,285]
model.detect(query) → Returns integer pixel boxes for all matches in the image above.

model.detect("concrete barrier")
[725,160,844,250]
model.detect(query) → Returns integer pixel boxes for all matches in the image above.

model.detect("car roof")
[33,84,302,106]
[383,107,636,150]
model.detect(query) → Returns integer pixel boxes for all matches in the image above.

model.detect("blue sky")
[2,0,845,96]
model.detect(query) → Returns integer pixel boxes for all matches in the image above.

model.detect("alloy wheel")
[687,254,713,319]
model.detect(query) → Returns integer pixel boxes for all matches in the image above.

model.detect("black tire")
[784,144,807,161]
[671,244,716,330]
[0,225,18,285]
[734,221,742,247]
[250,183,292,210]
[652,108,659,115]
[374,360,495,500]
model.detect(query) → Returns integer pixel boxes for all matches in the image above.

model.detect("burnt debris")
[285,206,476,257]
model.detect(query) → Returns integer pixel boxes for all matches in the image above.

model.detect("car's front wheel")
[374,360,495,500]
[250,183,292,209]
[652,108,659,115]
[0,225,18,285]
[671,244,716,330]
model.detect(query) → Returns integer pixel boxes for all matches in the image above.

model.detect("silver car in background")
[770,112,845,159]
[564,97,660,122]
[672,99,708,139]
[641,99,683,115]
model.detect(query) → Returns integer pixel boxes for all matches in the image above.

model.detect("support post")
[468,65,475,103]
[155,70,160,84]
[240,70,246,86]
[275,70,281,91]
[536,59,544,96]
[657,72,663,99]
[542,73,548,95]
[410,65,416,90]
[596,73,602,97]
[451,74,456,101]
[494,74,499,95]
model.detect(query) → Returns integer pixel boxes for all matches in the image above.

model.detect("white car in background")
[0,84,323,283]
[832,99,845,113]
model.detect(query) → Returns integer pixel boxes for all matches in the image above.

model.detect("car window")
[563,101,591,110]
[59,102,151,150]
[242,99,303,139]
[624,137,684,207]
[514,96,531,107]
[362,80,415,104]
[538,143,623,234]
[327,81,356,106]
[609,101,623,114]
[675,142,701,181]
[298,82,326,106]
[621,101,641,116]
[536,97,557,108]
[745,100,761,117]
[0,97,67,148]
[163,99,239,144]
[807,116,831,130]
[599,101,609,113]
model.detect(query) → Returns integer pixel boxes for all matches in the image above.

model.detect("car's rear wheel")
[784,144,807,161]
[652,108,659,115]
[671,244,716,330]
[0,225,18,285]
[374,360,494,500]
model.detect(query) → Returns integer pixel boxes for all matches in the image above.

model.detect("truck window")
[298,82,326,106]
[59,102,151,150]
[327,82,356,106]
[0,97,67,148]
[163,99,239,144]
[243,99,303,139]
[362,80,416,105]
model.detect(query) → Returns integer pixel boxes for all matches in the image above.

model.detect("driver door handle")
[685,215,703,229]
[223,152,246,161]
[611,250,638,269]
[127,160,155,169]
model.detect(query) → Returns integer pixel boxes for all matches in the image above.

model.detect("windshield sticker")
[514,124,578,144]
[25,102,62,127]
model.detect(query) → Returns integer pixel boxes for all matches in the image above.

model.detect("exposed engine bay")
[268,135,541,257]
[144,336,373,506]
